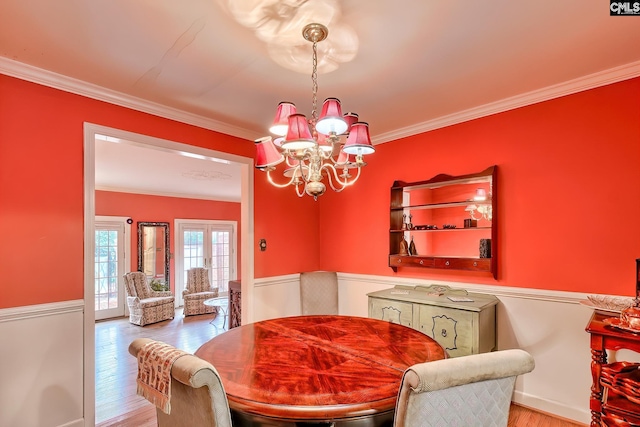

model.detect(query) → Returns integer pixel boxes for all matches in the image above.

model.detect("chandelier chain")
[311,41,318,123]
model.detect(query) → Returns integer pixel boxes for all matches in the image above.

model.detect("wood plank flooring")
[95,311,586,427]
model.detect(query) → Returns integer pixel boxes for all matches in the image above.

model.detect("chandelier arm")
[265,168,299,188]
[295,182,306,198]
[321,163,362,192]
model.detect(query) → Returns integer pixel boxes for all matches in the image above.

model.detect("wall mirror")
[137,221,170,289]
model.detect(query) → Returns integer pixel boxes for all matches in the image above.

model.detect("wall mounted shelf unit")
[389,166,497,278]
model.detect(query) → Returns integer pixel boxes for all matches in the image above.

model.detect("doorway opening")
[83,123,254,425]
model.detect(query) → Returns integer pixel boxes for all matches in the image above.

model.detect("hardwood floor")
[95,308,225,424]
[95,311,586,427]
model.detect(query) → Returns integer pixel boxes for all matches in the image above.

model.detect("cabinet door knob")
[441,329,448,337]
[445,261,450,266]
[473,262,478,267]
[419,260,424,265]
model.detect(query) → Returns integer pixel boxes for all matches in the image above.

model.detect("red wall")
[95,190,241,291]
[319,78,640,295]
[0,73,318,309]
[1,72,638,309]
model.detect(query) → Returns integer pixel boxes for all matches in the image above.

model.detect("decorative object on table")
[254,23,375,200]
[585,295,636,313]
[408,214,413,230]
[442,224,456,229]
[399,236,409,255]
[149,278,168,292]
[479,238,491,258]
[402,214,408,230]
[408,236,417,256]
[464,219,477,228]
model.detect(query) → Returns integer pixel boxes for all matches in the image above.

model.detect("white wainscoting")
[0,300,85,427]
[254,272,600,425]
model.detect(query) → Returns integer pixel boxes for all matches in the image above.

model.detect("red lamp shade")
[281,114,315,150]
[342,112,359,134]
[316,98,348,136]
[269,102,297,136]
[342,122,375,155]
[255,137,284,169]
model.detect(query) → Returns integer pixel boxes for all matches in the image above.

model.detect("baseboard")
[513,390,591,425]
[58,419,84,427]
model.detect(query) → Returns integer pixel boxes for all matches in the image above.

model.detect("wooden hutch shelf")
[389,166,497,278]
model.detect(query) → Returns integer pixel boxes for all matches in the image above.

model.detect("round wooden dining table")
[194,315,446,427]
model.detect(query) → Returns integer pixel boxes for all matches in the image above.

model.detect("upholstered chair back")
[394,349,535,427]
[129,338,232,427]
[123,271,151,300]
[300,271,339,315]
[187,268,213,293]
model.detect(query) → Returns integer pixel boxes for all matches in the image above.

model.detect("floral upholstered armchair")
[123,271,175,326]
[183,267,219,316]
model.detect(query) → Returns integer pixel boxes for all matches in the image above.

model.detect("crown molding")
[373,60,640,144]
[2,56,638,145]
[0,57,257,141]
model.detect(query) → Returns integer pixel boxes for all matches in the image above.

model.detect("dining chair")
[299,271,339,315]
[394,349,535,427]
[129,338,232,427]
[123,271,175,326]
[183,267,219,317]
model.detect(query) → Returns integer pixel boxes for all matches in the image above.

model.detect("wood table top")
[195,315,446,422]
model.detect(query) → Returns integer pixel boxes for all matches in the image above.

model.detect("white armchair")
[394,349,535,427]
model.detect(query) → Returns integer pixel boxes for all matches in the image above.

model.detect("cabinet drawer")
[434,258,491,272]
[369,298,413,328]
[417,305,474,357]
[389,255,435,268]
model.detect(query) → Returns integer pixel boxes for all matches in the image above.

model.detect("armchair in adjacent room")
[299,271,339,315]
[123,271,175,326]
[183,267,218,317]
[129,338,232,427]
[393,349,535,427]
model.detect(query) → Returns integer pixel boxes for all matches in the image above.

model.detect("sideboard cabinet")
[585,311,640,426]
[389,166,497,278]
[368,285,498,358]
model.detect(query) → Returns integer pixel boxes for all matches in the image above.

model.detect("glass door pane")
[95,221,126,320]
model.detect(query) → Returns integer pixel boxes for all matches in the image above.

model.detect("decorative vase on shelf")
[399,236,409,255]
[409,236,417,256]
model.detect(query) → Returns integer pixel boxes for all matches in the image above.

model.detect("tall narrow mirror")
[137,221,170,289]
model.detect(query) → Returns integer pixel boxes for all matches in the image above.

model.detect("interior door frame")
[83,122,255,425]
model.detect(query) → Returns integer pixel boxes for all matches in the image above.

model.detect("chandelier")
[465,188,493,221]
[254,23,375,200]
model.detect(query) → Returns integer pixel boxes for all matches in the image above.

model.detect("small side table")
[203,296,228,331]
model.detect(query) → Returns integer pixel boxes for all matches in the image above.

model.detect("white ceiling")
[2,1,640,200]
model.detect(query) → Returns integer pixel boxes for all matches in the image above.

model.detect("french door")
[94,216,130,320]
[175,220,237,306]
